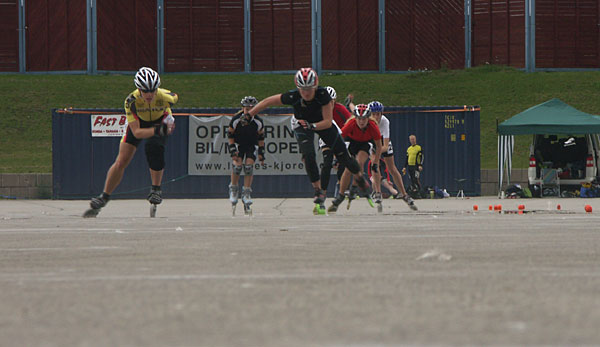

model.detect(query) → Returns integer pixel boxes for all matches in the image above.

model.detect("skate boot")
[355,176,375,208]
[147,188,162,217]
[404,194,418,211]
[83,194,109,218]
[229,184,239,215]
[242,187,253,216]
[373,192,383,213]
[346,185,358,210]
[327,193,346,213]
[312,188,326,215]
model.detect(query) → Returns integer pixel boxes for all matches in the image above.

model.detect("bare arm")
[312,101,333,130]
[248,94,283,117]
[129,119,156,139]
[373,140,382,164]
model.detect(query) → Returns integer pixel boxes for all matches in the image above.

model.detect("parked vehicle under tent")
[497,98,600,197]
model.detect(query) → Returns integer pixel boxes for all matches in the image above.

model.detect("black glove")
[332,157,339,168]
[370,162,379,173]
[154,123,168,137]
[258,146,265,162]
[298,119,316,130]
[229,143,239,157]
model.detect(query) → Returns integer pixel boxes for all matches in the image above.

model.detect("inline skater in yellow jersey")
[83,67,178,218]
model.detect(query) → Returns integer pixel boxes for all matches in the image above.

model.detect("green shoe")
[366,196,375,208]
[313,203,326,215]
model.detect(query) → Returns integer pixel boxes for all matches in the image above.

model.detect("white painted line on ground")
[0,246,127,251]
[0,273,355,283]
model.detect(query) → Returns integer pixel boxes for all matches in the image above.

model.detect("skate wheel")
[232,204,237,216]
[377,204,383,213]
[150,204,157,218]
[83,208,99,218]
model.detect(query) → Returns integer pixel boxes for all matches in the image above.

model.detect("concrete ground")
[0,196,599,347]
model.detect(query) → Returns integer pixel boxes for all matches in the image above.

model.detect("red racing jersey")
[341,118,382,143]
[333,102,352,128]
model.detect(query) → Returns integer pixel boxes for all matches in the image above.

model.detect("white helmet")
[326,86,337,100]
[240,96,258,107]
[353,104,372,119]
[134,67,161,92]
[294,67,318,89]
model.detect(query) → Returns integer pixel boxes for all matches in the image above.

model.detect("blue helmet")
[368,101,384,113]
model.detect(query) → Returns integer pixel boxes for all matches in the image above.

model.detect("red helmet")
[354,104,371,119]
[295,68,318,89]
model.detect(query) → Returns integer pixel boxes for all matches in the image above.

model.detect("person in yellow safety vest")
[403,134,423,194]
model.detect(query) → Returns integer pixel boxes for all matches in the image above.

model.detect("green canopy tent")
[497,98,600,194]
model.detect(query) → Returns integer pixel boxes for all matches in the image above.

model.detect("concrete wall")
[0,174,52,199]
[481,168,529,196]
[0,170,528,199]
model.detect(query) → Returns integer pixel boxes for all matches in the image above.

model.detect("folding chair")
[540,168,560,197]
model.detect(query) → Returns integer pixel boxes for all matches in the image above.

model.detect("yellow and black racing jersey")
[406,144,423,166]
[124,88,178,123]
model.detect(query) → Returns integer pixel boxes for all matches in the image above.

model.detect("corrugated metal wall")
[472,0,525,67]
[385,0,465,71]
[386,106,481,196]
[165,0,245,72]
[8,0,600,72]
[321,0,379,71]
[0,0,18,72]
[25,0,86,71]
[52,106,480,199]
[536,0,600,68]
[97,0,157,71]
[251,0,312,71]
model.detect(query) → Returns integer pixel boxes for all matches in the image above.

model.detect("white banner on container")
[91,114,128,137]
[188,115,320,175]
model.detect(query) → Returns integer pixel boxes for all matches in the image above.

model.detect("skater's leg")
[145,138,166,205]
[338,169,352,195]
[382,179,399,196]
[104,142,137,195]
[295,128,320,184]
[231,157,242,186]
[320,147,334,194]
[149,169,163,187]
[385,157,416,209]
[88,142,136,214]
[384,156,408,197]
[295,128,326,208]
[243,157,255,188]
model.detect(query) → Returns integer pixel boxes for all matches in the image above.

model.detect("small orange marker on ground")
[518,204,525,210]
[489,205,493,211]
[585,205,592,213]
[473,205,478,211]
[557,204,561,210]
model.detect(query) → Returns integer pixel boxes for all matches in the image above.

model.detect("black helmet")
[241,96,258,107]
